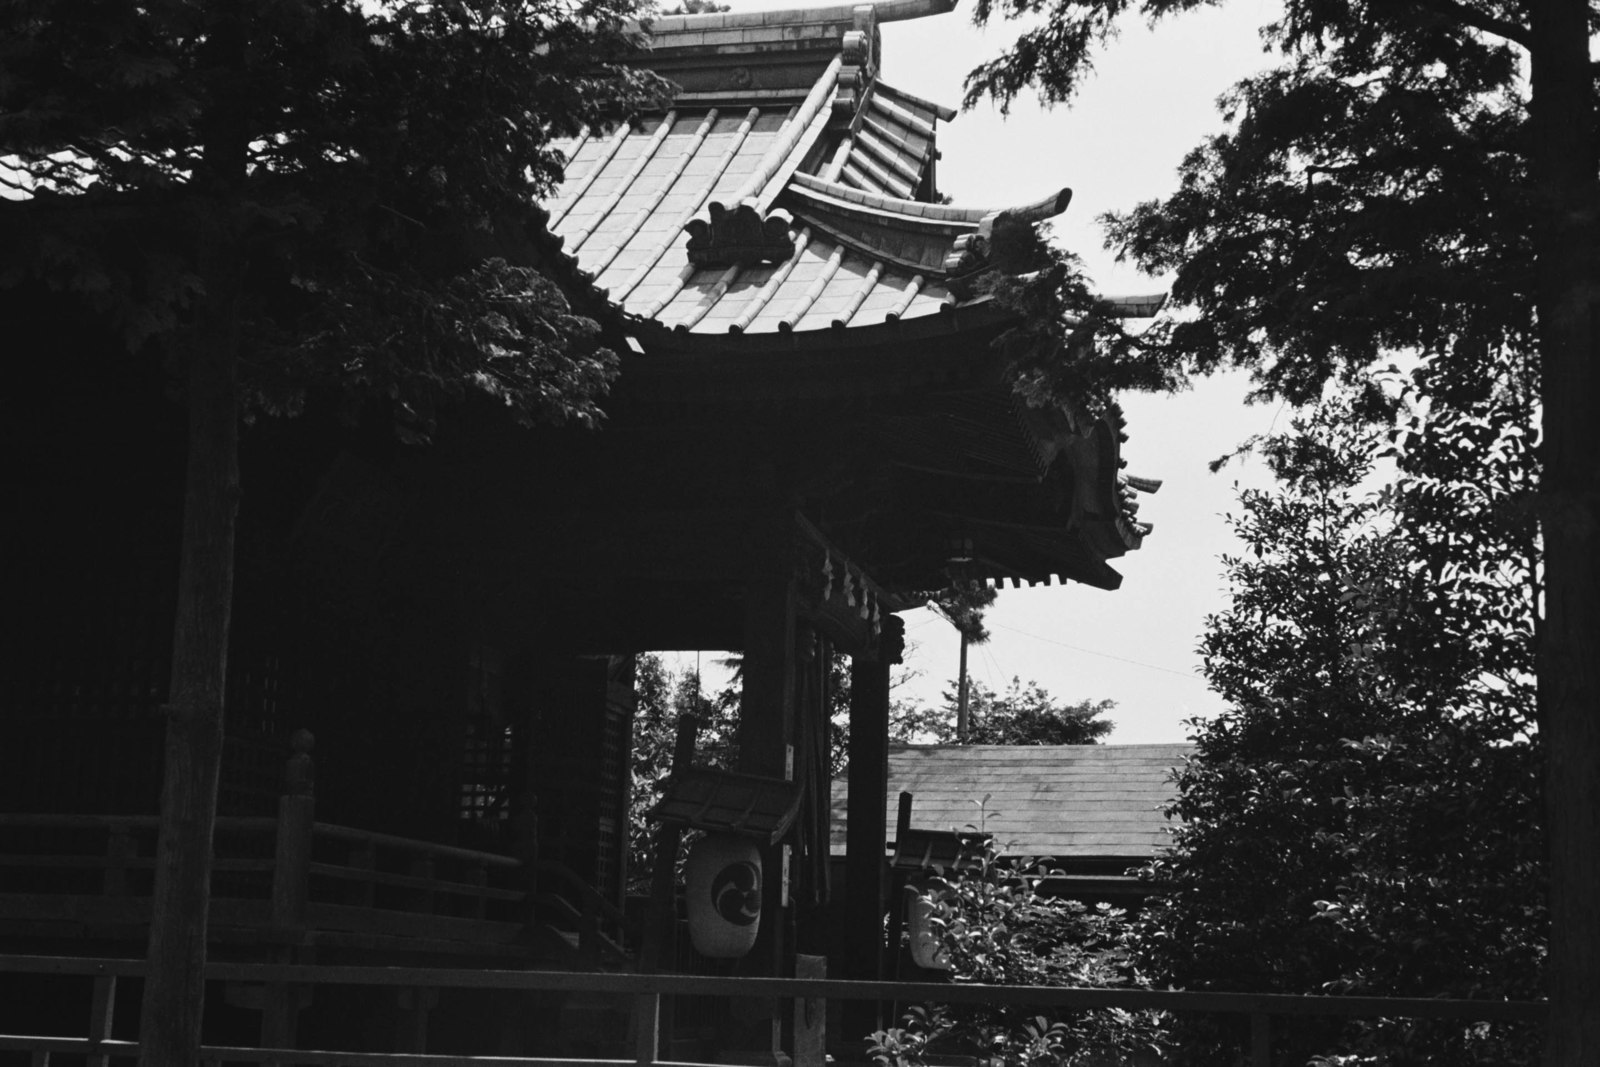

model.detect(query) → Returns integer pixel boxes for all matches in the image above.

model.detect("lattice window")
[221,650,290,816]
[593,656,634,895]
[459,718,514,821]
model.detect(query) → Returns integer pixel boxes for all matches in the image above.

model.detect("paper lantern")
[906,887,951,971]
[685,833,762,958]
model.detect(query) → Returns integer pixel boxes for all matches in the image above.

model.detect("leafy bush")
[869,841,1167,1067]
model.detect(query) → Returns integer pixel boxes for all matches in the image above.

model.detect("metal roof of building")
[830,743,1194,861]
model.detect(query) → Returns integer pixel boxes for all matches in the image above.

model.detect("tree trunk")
[138,219,242,1067]
[1528,1,1600,1063]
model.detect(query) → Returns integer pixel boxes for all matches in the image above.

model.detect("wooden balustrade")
[0,730,533,953]
[0,953,1548,1067]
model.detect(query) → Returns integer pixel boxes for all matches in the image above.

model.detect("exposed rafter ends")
[641,0,956,36]
[1124,474,1163,494]
[1103,293,1168,318]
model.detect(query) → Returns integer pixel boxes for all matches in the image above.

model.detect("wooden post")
[271,730,315,932]
[397,987,437,1053]
[87,974,116,1067]
[792,955,826,1067]
[469,861,489,920]
[840,615,903,1045]
[1250,1013,1272,1067]
[266,730,314,1063]
[633,993,661,1067]
[409,856,437,915]
[103,828,135,898]
[514,802,540,927]
[579,887,598,963]
[350,841,377,907]
[737,539,800,1063]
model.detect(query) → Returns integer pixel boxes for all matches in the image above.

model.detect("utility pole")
[955,631,970,742]
[927,599,978,743]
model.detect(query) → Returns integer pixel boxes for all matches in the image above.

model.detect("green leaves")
[878,844,1167,1066]
[0,0,672,430]
[969,1,1534,408]
[1136,374,1542,1065]
[892,678,1115,746]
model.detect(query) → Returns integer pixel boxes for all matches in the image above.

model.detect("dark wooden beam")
[731,512,800,1060]
[840,615,904,1040]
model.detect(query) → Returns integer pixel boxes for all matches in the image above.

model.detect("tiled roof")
[540,1,1081,340]
[535,0,1163,593]
[830,744,1194,860]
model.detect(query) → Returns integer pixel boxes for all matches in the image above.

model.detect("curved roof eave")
[625,294,1014,355]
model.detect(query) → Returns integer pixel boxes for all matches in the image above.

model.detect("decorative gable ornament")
[833,14,878,119]
[944,187,1074,298]
[684,201,796,269]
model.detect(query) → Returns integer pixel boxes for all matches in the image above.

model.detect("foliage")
[891,677,1115,746]
[963,0,1550,421]
[870,840,1167,1067]
[0,0,671,435]
[658,0,732,12]
[628,653,740,892]
[2,7,670,1057]
[964,0,1539,401]
[957,2,1584,1058]
[1135,374,1543,1066]
[927,579,999,644]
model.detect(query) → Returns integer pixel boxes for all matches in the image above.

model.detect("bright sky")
[673,0,1293,744]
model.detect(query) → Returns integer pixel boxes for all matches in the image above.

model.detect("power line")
[991,623,1209,682]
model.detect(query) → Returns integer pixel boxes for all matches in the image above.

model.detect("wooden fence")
[0,795,628,965]
[0,953,1546,1067]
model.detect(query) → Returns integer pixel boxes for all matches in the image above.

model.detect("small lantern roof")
[652,766,805,845]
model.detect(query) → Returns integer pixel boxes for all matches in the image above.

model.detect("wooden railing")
[0,731,631,967]
[0,952,1547,1067]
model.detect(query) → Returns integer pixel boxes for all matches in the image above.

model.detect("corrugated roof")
[830,744,1193,860]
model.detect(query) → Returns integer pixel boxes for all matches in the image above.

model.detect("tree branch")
[1408,0,1533,49]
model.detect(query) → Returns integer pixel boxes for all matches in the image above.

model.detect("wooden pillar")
[841,615,903,1044]
[738,570,797,781]
[734,524,799,1065]
[265,729,315,1062]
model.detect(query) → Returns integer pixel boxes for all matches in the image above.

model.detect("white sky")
[671,0,1293,744]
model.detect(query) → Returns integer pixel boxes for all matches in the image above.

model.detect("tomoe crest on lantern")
[710,859,761,926]
[686,833,763,957]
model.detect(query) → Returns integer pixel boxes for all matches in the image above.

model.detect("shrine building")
[0,1,1160,1060]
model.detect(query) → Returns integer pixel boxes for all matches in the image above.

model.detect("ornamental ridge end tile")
[684,200,797,268]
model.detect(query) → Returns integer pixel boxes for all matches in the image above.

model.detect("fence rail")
[0,953,1547,1067]
[0,746,626,965]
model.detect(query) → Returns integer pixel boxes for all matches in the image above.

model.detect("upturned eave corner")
[944,185,1074,296]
